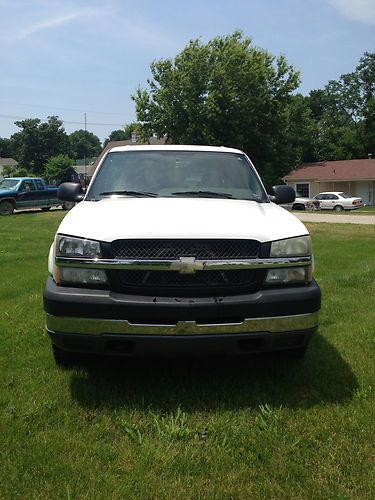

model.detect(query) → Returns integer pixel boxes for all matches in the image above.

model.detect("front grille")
[111,239,260,260]
[108,239,263,296]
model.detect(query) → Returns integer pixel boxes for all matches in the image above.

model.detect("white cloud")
[329,0,375,25]
[15,8,102,40]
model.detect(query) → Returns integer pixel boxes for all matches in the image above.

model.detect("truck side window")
[20,180,36,192]
[35,179,44,190]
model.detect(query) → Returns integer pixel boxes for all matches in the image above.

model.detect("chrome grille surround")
[55,239,312,296]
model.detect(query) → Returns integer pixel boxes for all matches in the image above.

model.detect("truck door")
[17,179,38,209]
[34,179,49,206]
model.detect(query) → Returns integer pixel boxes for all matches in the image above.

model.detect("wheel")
[284,345,308,359]
[0,200,15,215]
[41,206,51,212]
[52,344,80,367]
[334,205,344,212]
[62,201,75,210]
[292,204,305,211]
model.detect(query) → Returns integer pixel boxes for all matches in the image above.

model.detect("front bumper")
[43,277,320,356]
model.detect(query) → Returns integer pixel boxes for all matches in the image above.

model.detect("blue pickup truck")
[0,177,75,215]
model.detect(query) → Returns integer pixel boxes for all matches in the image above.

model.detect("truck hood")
[57,197,309,243]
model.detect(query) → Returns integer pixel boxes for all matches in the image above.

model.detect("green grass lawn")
[315,206,375,215]
[293,206,375,215]
[0,212,374,499]
[350,205,375,214]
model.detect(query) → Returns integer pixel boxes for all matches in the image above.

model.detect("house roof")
[283,159,375,182]
[0,157,18,166]
[73,165,91,175]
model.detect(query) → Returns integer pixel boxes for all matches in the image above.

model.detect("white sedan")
[313,192,363,211]
[281,192,320,211]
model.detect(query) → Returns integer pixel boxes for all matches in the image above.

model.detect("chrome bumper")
[46,311,319,336]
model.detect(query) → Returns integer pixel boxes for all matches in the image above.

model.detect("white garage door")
[355,182,373,205]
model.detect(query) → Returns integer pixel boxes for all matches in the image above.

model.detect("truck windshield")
[0,179,19,190]
[87,151,267,202]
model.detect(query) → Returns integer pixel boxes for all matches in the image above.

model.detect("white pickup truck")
[43,145,320,364]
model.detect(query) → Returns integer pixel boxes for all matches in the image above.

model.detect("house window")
[296,183,309,197]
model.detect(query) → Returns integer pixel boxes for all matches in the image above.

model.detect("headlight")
[267,236,313,285]
[56,235,101,258]
[265,266,312,285]
[54,235,107,287]
[59,267,108,287]
[270,235,311,257]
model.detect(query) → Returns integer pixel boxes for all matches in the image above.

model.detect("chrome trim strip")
[46,311,319,336]
[55,256,312,271]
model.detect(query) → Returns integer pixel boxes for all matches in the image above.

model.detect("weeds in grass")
[152,408,192,440]
[255,404,283,432]
[119,420,144,446]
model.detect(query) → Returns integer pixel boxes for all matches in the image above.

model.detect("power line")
[0,100,126,116]
[0,113,124,128]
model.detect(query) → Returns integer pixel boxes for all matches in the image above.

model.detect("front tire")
[292,204,305,211]
[284,344,308,359]
[52,344,80,367]
[0,200,15,215]
[334,205,344,212]
[62,201,75,210]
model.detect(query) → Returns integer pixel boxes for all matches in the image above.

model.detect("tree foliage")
[305,52,375,160]
[103,129,129,147]
[11,116,68,175]
[134,35,374,182]
[1,164,31,177]
[133,31,300,184]
[103,123,144,147]
[0,137,14,158]
[68,130,102,160]
[43,154,74,183]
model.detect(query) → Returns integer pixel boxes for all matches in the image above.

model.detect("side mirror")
[269,185,295,204]
[58,182,84,202]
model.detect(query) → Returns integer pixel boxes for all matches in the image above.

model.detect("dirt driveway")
[295,212,375,225]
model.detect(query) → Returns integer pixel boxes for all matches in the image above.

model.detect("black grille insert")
[108,239,263,296]
[107,269,265,297]
[111,239,260,260]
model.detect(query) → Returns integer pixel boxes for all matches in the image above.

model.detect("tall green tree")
[68,130,102,160]
[43,154,74,183]
[103,129,129,147]
[306,52,375,160]
[103,123,144,147]
[11,116,68,175]
[281,94,318,167]
[133,32,300,184]
[0,137,14,158]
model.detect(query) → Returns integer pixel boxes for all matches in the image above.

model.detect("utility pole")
[84,112,87,189]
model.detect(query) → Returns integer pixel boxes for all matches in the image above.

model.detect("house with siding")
[0,157,18,176]
[283,158,375,205]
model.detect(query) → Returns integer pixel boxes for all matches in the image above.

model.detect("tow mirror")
[269,185,295,204]
[57,182,84,202]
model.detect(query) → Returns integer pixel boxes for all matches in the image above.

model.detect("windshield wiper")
[171,190,233,199]
[99,190,158,197]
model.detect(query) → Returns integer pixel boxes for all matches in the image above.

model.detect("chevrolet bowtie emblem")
[169,257,204,274]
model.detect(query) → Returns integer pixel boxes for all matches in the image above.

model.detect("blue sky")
[0,0,374,143]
